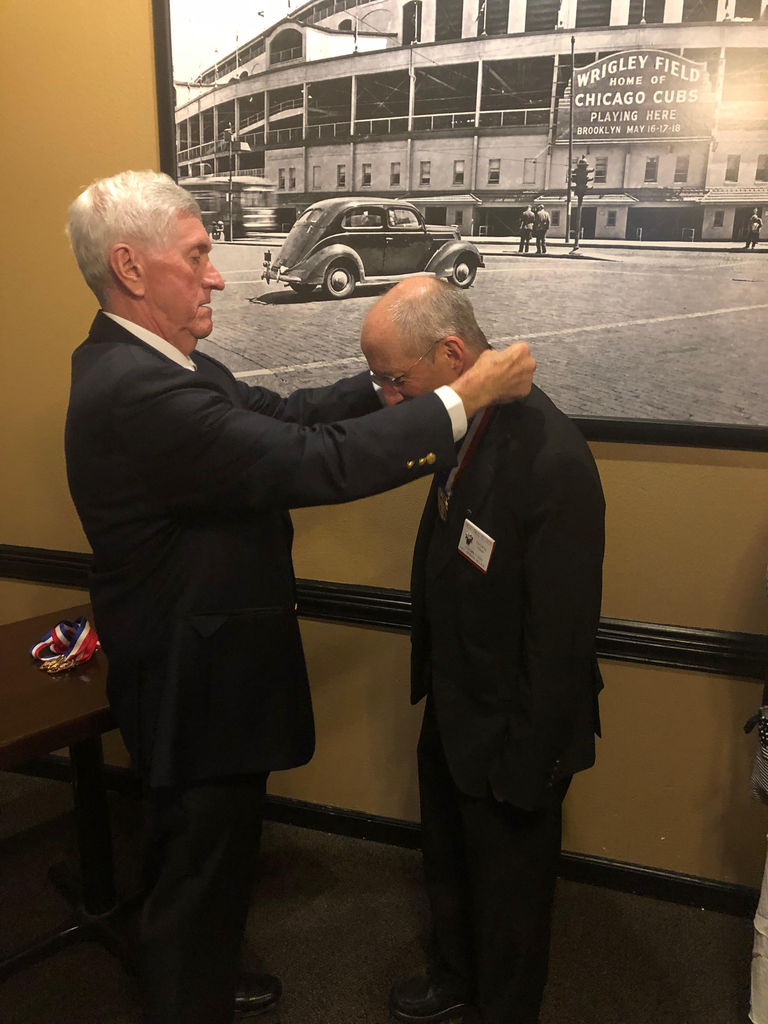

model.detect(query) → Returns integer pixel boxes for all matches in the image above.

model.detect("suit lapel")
[423,407,510,583]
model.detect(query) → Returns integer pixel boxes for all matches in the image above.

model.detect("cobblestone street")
[197,243,768,428]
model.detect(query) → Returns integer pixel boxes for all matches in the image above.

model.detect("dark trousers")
[535,232,547,254]
[139,774,268,1024]
[519,229,532,253]
[417,701,568,1024]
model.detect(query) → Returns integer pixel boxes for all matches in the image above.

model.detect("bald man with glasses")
[361,277,605,1024]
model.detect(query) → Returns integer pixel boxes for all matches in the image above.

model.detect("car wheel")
[449,254,477,288]
[289,283,316,299]
[322,261,356,300]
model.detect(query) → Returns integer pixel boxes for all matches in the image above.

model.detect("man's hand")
[451,343,536,419]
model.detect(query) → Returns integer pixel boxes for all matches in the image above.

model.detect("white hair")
[66,170,201,302]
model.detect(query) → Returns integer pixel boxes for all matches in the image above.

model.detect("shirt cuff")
[434,385,468,442]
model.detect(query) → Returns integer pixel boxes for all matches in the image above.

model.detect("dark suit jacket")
[410,385,605,811]
[65,312,457,789]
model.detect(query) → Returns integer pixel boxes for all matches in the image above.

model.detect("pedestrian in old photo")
[518,204,535,254]
[746,208,762,250]
[534,203,551,255]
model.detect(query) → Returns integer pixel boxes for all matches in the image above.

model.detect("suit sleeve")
[112,365,455,513]
[489,449,605,809]
[236,370,382,425]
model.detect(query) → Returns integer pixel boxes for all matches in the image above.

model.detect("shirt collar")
[103,312,197,371]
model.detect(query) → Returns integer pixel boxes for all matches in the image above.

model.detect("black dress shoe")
[389,975,469,1023]
[234,971,282,1018]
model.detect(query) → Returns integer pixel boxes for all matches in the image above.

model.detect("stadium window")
[682,0,717,21]
[453,160,465,185]
[756,154,768,182]
[420,161,431,185]
[594,156,607,184]
[525,0,559,31]
[390,162,401,186]
[628,0,665,23]
[606,210,617,227]
[551,209,560,226]
[288,167,296,190]
[402,0,423,45]
[488,158,501,184]
[435,0,463,42]
[480,0,510,36]
[312,165,322,189]
[337,164,346,188]
[674,155,689,183]
[575,0,612,29]
[362,163,372,187]
[278,167,286,190]
[523,158,537,184]
[713,210,725,227]
[725,154,740,182]
[644,156,659,182]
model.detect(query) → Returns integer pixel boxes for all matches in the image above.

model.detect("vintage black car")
[262,197,484,300]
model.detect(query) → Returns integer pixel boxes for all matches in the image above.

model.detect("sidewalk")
[467,235,767,256]
[233,233,764,256]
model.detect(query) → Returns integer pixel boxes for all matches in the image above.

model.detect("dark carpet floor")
[0,774,754,1024]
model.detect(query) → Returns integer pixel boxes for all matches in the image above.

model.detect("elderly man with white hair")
[64,170,536,1024]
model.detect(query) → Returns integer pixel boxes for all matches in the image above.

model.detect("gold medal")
[437,487,449,521]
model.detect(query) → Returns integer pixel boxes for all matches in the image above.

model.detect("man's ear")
[109,243,146,297]
[440,335,467,375]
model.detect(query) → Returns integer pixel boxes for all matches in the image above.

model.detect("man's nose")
[206,263,225,291]
[381,386,404,406]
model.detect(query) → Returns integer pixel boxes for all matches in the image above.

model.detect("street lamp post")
[224,124,234,241]
[565,34,575,247]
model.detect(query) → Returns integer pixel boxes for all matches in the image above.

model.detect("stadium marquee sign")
[556,49,716,143]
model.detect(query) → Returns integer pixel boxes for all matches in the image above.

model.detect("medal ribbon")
[30,616,100,675]
[438,407,495,510]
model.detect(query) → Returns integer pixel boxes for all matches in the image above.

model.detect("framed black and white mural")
[152,0,768,449]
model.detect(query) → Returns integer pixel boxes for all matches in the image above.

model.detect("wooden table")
[0,604,125,979]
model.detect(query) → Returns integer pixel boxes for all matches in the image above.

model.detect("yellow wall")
[2,0,767,887]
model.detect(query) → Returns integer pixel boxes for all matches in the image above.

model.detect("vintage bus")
[180,175,278,238]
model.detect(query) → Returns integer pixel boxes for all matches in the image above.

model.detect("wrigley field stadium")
[173,0,768,243]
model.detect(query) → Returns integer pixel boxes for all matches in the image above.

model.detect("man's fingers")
[495,342,536,399]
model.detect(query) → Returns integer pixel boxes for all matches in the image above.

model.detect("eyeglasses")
[368,338,441,390]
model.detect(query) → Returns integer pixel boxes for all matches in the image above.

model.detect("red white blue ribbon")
[30,616,100,674]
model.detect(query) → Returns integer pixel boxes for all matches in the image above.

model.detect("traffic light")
[570,157,594,198]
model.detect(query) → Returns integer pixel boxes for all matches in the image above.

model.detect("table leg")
[0,737,131,980]
[70,735,117,916]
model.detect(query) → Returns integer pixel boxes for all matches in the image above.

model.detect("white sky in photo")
[170,0,295,81]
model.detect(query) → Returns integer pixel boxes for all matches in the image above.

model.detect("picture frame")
[151,0,768,451]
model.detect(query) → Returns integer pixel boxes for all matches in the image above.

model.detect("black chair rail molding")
[3,542,767,918]
[3,544,767,682]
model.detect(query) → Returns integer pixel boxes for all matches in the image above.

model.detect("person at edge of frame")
[63,170,536,1024]
[746,208,763,250]
[359,275,605,1024]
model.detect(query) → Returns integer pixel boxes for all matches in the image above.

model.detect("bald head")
[360,276,489,403]
[367,276,488,356]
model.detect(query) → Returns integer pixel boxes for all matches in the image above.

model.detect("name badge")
[458,518,495,574]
